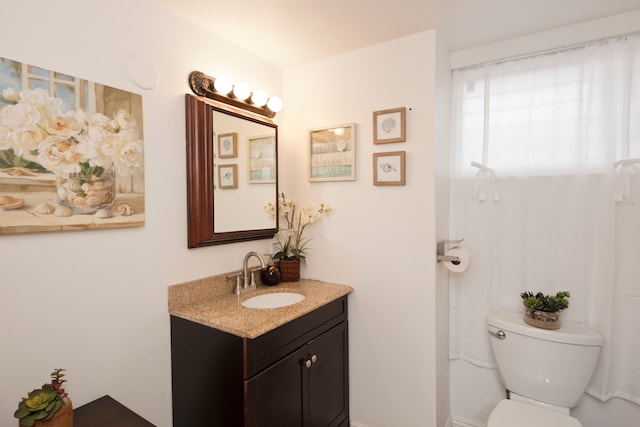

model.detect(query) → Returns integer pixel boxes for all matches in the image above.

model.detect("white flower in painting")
[44,112,82,138]
[111,109,137,131]
[112,137,144,177]
[0,103,43,155]
[1,87,19,103]
[37,135,83,178]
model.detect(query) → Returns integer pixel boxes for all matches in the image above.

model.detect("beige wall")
[0,1,281,425]
[282,31,443,426]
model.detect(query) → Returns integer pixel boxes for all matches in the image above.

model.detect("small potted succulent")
[520,291,570,330]
[14,369,72,427]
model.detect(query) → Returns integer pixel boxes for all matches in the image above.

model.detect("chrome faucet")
[242,251,266,291]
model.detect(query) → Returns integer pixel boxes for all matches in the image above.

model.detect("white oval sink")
[241,292,305,309]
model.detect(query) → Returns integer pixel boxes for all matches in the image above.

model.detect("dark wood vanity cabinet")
[170,296,349,427]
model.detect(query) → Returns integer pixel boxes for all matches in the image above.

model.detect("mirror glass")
[186,94,278,247]
[213,109,276,232]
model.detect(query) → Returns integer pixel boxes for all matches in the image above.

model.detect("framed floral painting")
[0,56,145,234]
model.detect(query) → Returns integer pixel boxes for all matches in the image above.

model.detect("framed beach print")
[218,164,238,189]
[308,123,356,182]
[217,133,237,158]
[248,134,276,183]
[373,151,406,186]
[373,107,406,144]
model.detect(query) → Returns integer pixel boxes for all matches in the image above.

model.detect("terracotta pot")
[278,259,300,282]
[20,397,73,427]
[523,308,561,330]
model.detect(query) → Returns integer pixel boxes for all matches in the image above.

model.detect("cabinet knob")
[305,359,312,368]
[311,354,317,363]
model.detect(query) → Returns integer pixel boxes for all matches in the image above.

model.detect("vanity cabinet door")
[307,321,349,427]
[245,345,307,427]
[245,321,349,427]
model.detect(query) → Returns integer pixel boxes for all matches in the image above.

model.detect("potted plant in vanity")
[520,291,570,330]
[264,193,333,282]
[14,369,72,427]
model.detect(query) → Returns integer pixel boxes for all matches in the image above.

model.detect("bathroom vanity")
[168,276,352,427]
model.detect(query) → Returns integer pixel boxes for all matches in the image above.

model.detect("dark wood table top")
[73,395,154,427]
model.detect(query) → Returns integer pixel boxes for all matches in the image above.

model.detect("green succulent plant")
[14,369,68,427]
[520,291,570,313]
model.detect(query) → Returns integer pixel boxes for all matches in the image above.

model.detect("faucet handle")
[234,274,242,295]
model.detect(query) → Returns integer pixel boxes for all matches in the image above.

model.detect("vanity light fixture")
[188,71,282,118]
[212,75,233,95]
[250,89,268,107]
[232,81,251,100]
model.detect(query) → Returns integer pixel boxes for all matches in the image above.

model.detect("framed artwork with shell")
[0,55,145,235]
[217,132,237,158]
[373,151,406,186]
[373,107,406,144]
[308,123,356,182]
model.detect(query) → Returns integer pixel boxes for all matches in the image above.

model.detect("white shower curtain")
[449,33,640,405]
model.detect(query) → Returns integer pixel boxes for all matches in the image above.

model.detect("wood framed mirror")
[186,93,278,247]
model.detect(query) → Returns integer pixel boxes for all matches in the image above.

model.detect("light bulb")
[267,96,283,112]
[213,75,233,95]
[251,89,268,107]
[233,82,251,100]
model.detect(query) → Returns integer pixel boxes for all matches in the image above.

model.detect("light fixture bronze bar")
[188,71,276,118]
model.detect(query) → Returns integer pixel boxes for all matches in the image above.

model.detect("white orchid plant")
[0,87,143,182]
[264,193,333,261]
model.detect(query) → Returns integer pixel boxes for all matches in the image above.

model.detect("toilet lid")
[488,400,582,427]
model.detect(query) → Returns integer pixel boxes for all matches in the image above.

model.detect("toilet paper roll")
[442,247,470,273]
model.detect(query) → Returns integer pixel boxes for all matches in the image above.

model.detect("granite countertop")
[168,275,353,339]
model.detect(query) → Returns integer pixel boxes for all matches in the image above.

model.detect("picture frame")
[217,132,237,158]
[373,151,406,186]
[308,123,356,182]
[248,134,276,183]
[217,164,238,189]
[373,107,406,144]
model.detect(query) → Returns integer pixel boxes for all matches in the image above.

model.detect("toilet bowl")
[488,399,582,427]
[486,311,603,427]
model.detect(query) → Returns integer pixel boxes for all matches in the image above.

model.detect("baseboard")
[451,415,486,427]
[352,416,462,427]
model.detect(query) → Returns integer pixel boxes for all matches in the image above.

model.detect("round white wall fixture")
[127,54,159,90]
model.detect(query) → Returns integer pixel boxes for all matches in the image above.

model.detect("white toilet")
[487,311,603,427]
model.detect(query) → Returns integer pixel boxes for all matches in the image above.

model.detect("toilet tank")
[488,311,602,408]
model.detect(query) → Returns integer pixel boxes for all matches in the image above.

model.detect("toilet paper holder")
[437,239,464,263]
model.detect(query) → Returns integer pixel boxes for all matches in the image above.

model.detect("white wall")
[0,1,282,426]
[282,31,443,427]
[448,10,640,427]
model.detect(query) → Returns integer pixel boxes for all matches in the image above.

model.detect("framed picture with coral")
[0,56,145,234]
[248,134,276,184]
[308,123,356,182]
[218,164,238,189]
[373,107,406,144]
[373,151,406,186]
[217,132,237,158]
